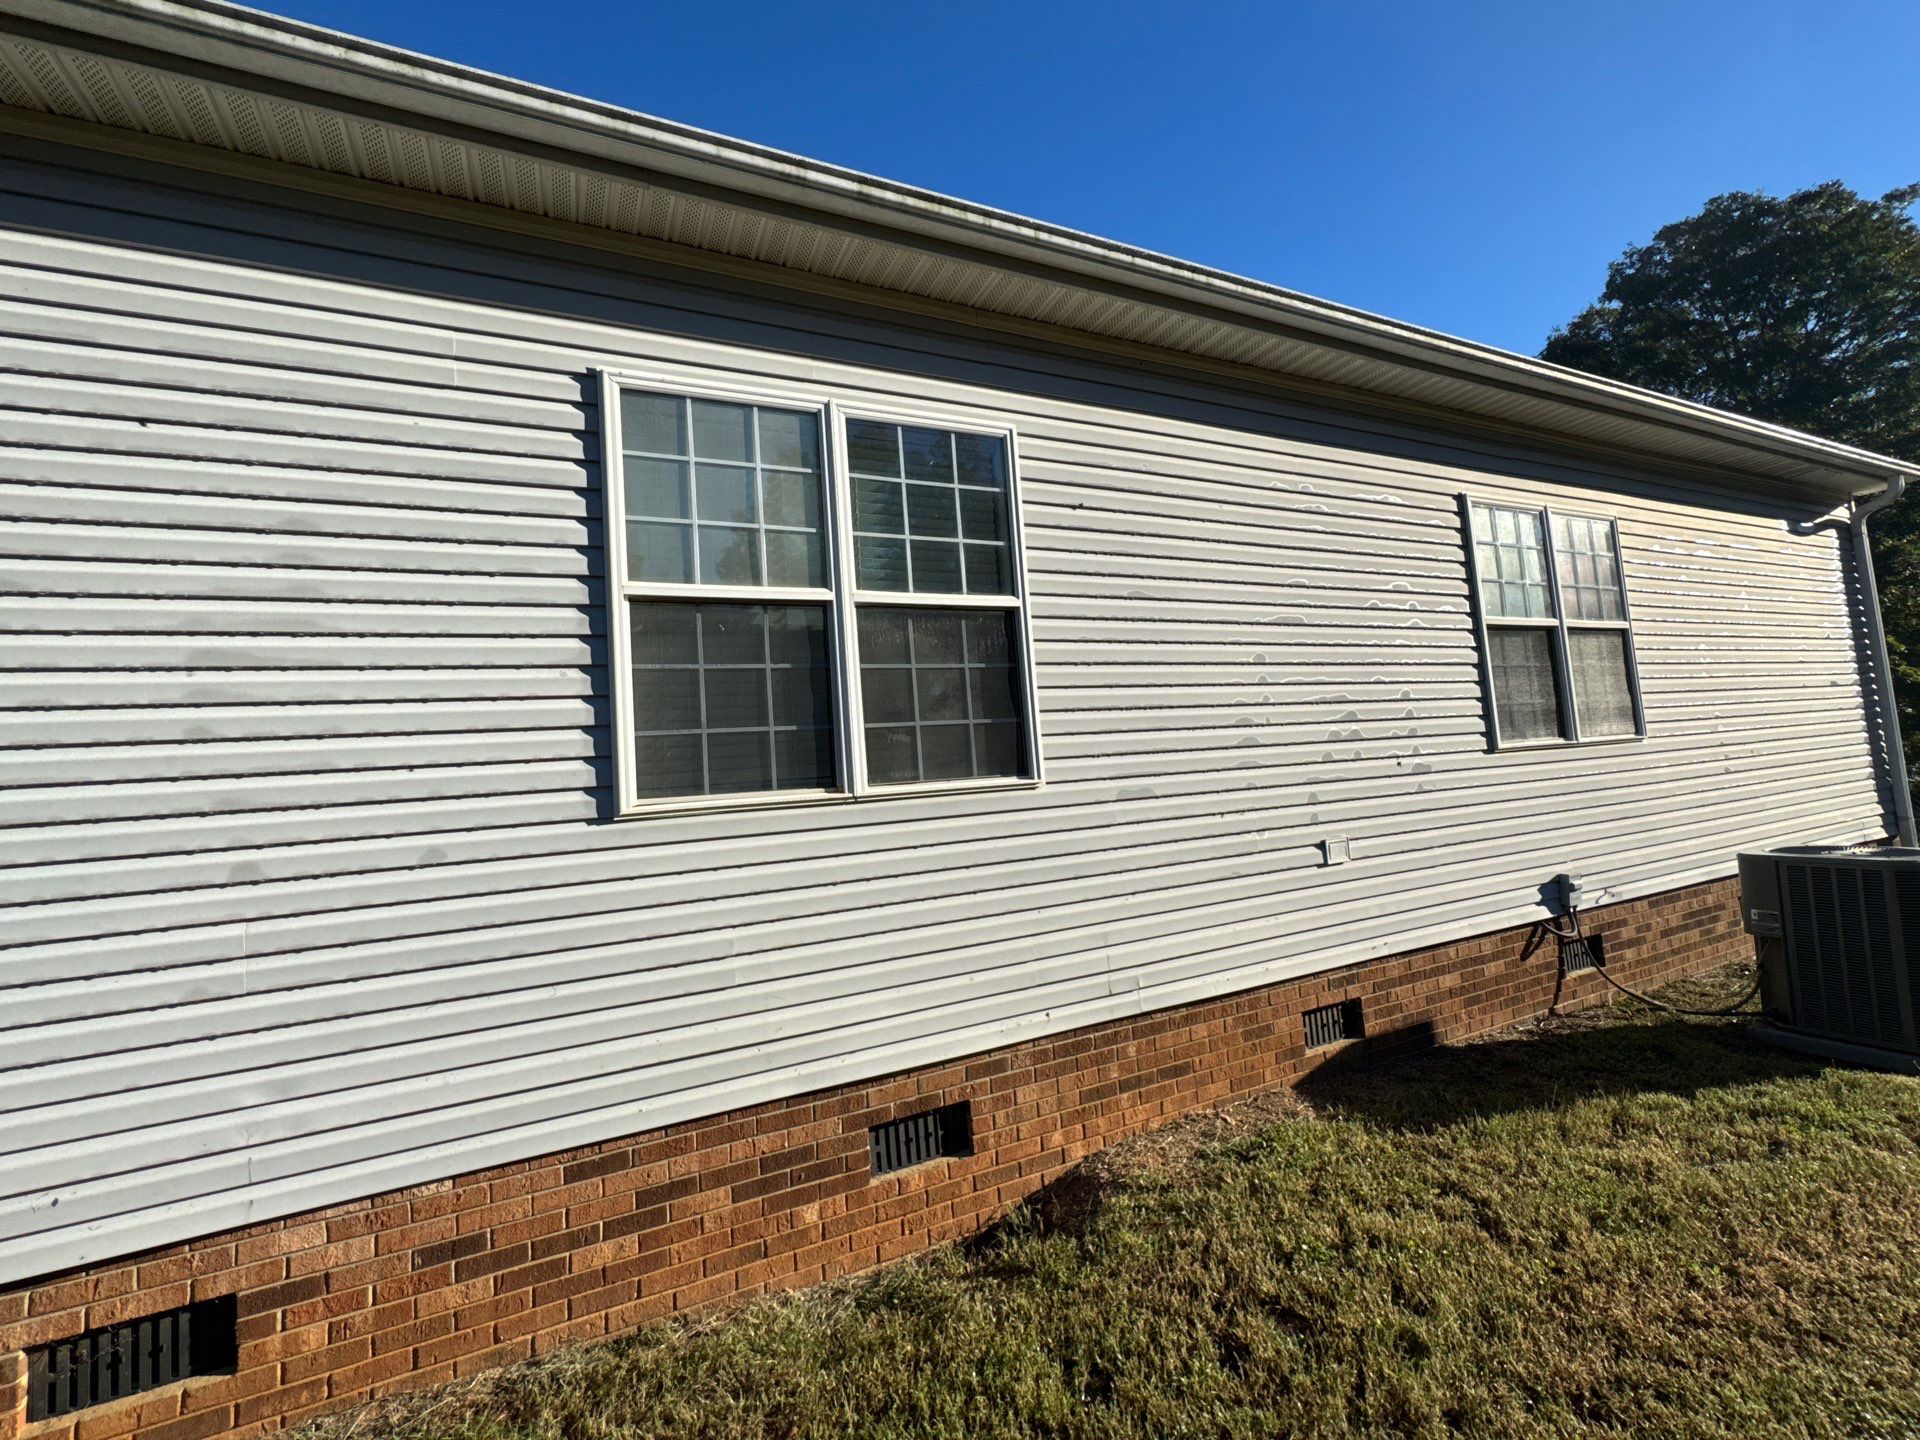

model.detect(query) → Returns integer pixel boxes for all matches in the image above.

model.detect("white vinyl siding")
[0,128,1891,1286]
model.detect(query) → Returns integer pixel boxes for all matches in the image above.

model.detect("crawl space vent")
[27,1296,237,1421]
[868,1101,971,1176]
[1303,999,1364,1049]
[1559,932,1607,974]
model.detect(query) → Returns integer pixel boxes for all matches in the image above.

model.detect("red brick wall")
[0,877,1747,1440]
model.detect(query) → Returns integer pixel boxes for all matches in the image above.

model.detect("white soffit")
[0,0,1906,500]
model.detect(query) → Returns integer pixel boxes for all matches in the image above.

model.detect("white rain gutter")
[1851,476,1917,846]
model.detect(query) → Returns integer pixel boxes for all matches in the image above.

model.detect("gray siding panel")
[0,135,1892,1283]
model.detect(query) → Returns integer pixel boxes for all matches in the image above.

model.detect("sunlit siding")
[0,132,1891,1283]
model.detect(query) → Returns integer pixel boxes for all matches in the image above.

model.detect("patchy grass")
[311,968,1920,1439]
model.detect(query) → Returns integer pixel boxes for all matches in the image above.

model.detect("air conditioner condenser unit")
[1738,844,1920,1073]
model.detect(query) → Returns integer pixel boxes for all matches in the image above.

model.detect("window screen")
[1567,629,1637,738]
[1488,628,1561,742]
[1468,501,1641,747]
[859,608,1028,784]
[630,603,834,798]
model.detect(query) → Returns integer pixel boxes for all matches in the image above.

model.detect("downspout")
[1850,475,1917,846]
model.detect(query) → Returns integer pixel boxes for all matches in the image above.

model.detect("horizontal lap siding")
[0,135,1890,1284]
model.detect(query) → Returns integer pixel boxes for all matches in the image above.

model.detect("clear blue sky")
[267,0,1918,357]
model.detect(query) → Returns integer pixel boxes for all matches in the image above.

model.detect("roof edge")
[3,0,1910,496]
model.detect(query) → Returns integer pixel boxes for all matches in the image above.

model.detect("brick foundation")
[1,877,1747,1440]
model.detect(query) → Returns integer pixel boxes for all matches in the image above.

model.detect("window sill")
[610,789,856,822]
[609,775,1041,820]
[1490,733,1646,754]
[861,775,1042,801]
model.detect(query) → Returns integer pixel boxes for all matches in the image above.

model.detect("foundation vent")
[1559,932,1607,973]
[1303,998,1363,1049]
[27,1296,237,1421]
[868,1101,971,1176]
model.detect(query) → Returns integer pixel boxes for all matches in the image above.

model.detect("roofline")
[3,0,1910,496]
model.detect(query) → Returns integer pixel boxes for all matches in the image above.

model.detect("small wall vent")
[27,1296,237,1421]
[1303,998,1363,1050]
[1559,932,1607,973]
[868,1101,971,1176]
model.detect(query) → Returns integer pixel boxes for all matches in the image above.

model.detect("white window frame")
[832,400,1044,798]
[1460,494,1647,751]
[600,367,1044,816]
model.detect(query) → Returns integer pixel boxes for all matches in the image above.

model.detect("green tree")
[1542,182,1920,777]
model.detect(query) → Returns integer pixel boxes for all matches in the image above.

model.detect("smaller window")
[1465,500,1643,748]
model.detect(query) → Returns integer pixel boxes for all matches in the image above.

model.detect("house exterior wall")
[0,127,1893,1292]
[0,877,1749,1440]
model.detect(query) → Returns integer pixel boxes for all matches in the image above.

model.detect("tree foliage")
[1543,182,1920,777]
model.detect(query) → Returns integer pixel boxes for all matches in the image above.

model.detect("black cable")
[1561,907,1762,1018]
[1587,954,1761,1016]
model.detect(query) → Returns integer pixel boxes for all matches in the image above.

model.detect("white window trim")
[1460,494,1647,752]
[832,400,1045,797]
[599,367,1044,817]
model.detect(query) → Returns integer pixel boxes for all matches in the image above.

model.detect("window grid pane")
[859,607,1027,785]
[629,601,835,800]
[1551,514,1627,621]
[622,393,827,590]
[1471,504,1551,619]
[848,420,1014,597]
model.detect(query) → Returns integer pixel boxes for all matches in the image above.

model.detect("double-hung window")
[843,417,1028,788]
[601,371,1039,814]
[1464,499,1644,747]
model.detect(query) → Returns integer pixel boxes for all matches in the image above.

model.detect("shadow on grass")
[988,996,1824,1249]
[1297,1008,1821,1132]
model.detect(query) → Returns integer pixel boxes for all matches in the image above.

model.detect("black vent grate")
[1303,999,1363,1049]
[868,1101,971,1176]
[1559,932,1606,973]
[27,1296,237,1421]
[1783,859,1913,1049]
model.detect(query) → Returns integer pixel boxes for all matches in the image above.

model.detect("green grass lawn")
[319,968,1920,1439]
